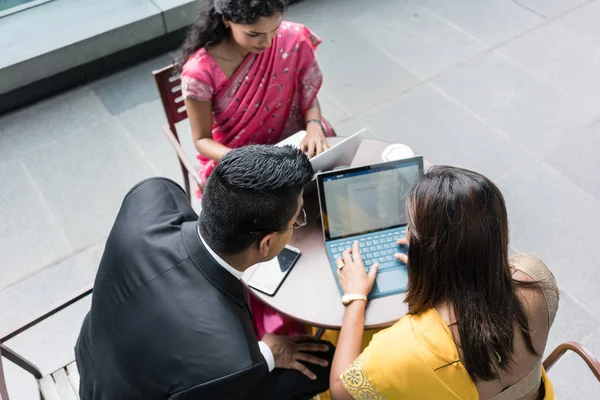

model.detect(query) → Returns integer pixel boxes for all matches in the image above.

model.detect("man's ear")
[258,233,275,257]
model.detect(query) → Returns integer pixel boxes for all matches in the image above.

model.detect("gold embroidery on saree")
[340,358,385,400]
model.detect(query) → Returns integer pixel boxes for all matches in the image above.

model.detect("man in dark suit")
[75,145,333,399]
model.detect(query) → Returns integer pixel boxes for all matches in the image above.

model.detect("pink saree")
[181,21,334,186]
[181,22,332,339]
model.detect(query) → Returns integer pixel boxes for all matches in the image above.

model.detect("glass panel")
[0,0,52,16]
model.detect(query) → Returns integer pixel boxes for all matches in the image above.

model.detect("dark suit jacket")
[75,178,268,400]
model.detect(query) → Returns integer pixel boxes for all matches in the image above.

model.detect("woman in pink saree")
[178,0,334,339]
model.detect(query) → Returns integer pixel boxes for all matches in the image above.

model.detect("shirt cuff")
[258,341,275,372]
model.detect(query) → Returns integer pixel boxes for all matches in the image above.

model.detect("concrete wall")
[0,0,196,95]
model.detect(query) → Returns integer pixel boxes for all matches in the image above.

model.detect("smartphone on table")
[247,245,301,296]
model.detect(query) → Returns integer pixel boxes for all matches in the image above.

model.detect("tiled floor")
[1,0,599,398]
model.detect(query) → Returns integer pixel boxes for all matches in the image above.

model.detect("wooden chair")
[153,64,203,202]
[0,348,8,400]
[543,341,600,381]
[0,286,92,400]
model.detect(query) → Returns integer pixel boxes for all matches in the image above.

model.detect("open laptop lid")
[309,129,367,172]
[316,156,424,242]
[276,129,368,173]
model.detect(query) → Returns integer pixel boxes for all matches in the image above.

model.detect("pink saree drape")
[181,21,333,186]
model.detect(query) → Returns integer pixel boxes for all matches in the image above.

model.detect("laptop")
[316,156,424,300]
[277,129,367,173]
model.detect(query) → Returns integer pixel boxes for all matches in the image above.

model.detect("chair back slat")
[153,64,188,134]
[0,347,10,400]
[153,63,196,200]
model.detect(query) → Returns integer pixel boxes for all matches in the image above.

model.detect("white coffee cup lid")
[381,144,415,162]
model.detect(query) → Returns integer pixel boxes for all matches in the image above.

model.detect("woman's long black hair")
[176,0,287,71]
[404,166,538,382]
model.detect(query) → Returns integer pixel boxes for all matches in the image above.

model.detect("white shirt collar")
[197,225,244,280]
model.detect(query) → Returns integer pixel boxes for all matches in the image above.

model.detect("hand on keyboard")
[394,237,409,264]
[335,241,379,297]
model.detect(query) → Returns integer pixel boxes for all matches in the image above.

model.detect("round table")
[243,137,430,330]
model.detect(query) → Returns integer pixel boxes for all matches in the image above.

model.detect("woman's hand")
[335,241,379,297]
[394,237,409,264]
[300,122,330,158]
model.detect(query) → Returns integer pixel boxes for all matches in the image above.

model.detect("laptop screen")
[318,157,423,241]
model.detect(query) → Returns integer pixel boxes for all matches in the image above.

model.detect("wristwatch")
[341,294,368,306]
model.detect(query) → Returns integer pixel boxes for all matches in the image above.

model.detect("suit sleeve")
[120,177,197,228]
[169,363,268,400]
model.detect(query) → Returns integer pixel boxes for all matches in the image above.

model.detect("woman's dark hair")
[404,166,537,382]
[177,0,287,70]
[199,145,313,254]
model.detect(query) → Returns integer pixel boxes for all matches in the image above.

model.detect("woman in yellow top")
[329,166,559,400]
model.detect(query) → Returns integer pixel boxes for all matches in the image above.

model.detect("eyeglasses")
[290,207,307,230]
[250,207,307,233]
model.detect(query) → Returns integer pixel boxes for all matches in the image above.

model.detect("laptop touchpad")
[375,269,408,293]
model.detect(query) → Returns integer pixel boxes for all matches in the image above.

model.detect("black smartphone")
[247,246,301,296]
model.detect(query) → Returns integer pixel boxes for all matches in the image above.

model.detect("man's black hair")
[199,145,313,254]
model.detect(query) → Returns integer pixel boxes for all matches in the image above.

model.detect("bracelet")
[341,293,368,306]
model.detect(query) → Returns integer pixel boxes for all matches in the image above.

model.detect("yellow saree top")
[340,308,555,400]
[340,254,558,400]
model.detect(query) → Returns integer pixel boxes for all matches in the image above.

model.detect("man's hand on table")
[261,334,330,380]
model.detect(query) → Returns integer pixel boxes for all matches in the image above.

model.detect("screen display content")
[322,160,421,240]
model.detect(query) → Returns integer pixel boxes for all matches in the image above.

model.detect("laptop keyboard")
[327,227,407,271]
